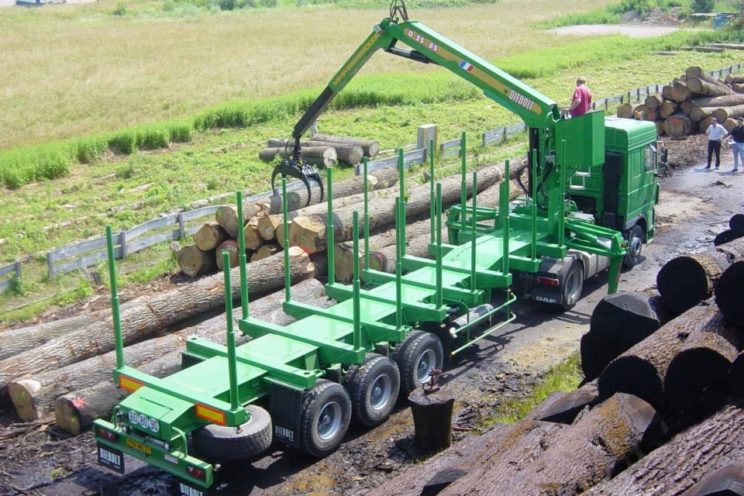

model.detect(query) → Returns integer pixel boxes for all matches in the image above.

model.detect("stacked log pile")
[370,231,744,496]
[258,134,380,167]
[617,66,744,138]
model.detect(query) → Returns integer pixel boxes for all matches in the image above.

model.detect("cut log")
[251,243,280,262]
[680,100,695,115]
[715,261,744,327]
[616,103,633,119]
[178,245,215,277]
[671,80,691,102]
[714,229,743,247]
[679,463,744,496]
[698,115,716,134]
[661,84,673,100]
[215,239,240,271]
[53,281,331,434]
[585,405,744,496]
[713,104,744,122]
[663,312,743,426]
[664,113,693,138]
[657,238,744,315]
[0,313,98,361]
[409,388,455,454]
[259,146,337,168]
[687,77,735,97]
[723,118,737,133]
[688,94,744,108]
[257,214,282,241]
[689,106,718,122]
[309,134,380,158]
[438,393,660,496]
[726,74,744,84]
[287,163,505,254]
[730,351,744,398]
[268,139,364,165]
[242,220,263,251]
[0,247,315,393]
[655,121,665,136]
[645,93,663,110]
[266,166,398,214]
[598,303,741,417]
[525,381,598,424]
[659,100,679,119]
[193,222,228,251]
[733,83,744,94]
[730,213,744,235]
[214,204,261,239]
[580,292,668,381]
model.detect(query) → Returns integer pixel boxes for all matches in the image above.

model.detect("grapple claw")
[271,160,324,207]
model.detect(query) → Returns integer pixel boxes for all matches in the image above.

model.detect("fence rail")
[2,62,743,289]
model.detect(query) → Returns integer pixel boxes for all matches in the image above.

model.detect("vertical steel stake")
[435,184,444,308]
[559,140,567,247]
[105,226,124,371]
[282,177,291,302]
[363,157,370,272]
[470,172,477,292]
[398,149,407,258]
[352,211,362,350]
[327,167,335,285]
[502,160,511,276]
[460,132,467,231]
[395,197,403,330]
[429,138,435,245]
[222,251,239,411]
[531,149,538,261]
[236,191,249,319]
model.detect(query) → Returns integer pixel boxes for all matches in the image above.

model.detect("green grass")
[482,354,583,425]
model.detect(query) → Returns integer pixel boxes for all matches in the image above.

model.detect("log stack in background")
[617,66,744,138]
[258,134,380,167]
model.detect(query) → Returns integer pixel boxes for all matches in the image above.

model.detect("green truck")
[94,4,660,495]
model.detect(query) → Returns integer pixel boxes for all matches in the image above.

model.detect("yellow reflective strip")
[195,404,226,425]
[119,376,143,393]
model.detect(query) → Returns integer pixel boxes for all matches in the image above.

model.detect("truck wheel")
[192,404,272,461]
[299,380,351,458]
[561,262,584,311]
[393,331,444,396]
[344,354,400,427]
[623,225,644,269]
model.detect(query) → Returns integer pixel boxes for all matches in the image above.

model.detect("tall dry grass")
[0,0,615,150]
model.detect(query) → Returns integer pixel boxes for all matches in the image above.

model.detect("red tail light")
[537,276,560,287]
[97,427,119,442]
[187,466,206,480]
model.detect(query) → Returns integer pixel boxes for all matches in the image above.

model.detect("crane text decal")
[406,30,439,52]
[508,90,535,111]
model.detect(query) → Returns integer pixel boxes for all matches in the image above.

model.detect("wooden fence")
[1,62,743,288]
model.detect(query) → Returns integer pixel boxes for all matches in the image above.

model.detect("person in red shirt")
[569,77,592,117]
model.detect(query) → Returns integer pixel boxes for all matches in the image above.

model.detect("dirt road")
[2,149,742,496]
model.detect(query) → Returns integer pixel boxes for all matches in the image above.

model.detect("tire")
[299,380,352,458]
[192,404,272,461]
[623,225,644,269]
[393,331,444,396]
[561,261,584,311]
[344,354,400,427]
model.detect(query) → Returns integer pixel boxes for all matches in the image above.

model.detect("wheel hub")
[416,350,435,384]
[317,401,342,440]
[369,374,392,411]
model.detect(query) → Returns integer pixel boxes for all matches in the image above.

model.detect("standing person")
[569,77,592,117]
[730,118,744,172]
[705,117,728,169]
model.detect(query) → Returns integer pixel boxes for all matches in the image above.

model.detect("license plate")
[97,443,124,474]
[178,481,206,496]
[126,438,153,455]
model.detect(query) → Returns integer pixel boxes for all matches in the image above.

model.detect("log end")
[598,356,664,411]
[54,395,83,436]
[715,261,744,327]
[657,256,712,315]
[8,378,43,422]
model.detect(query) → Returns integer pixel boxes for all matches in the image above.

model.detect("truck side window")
[644,144,657,172]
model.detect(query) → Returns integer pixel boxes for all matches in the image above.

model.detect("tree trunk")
[257,214,282,241]
[686,77,734,97]
[178,245,215,277]
[678,463,744,496]
[193,222,228,251]
[715,260,744,327]
[268,139,364,165]
[698,115,716,134]
[309,134,380,158]
[0,247,315,393]
[726,74,744,84]
[243,220,263,251]
[288,164,505,254]
[215,239,240,270]
[730,351,744,398]
[713,229,743,247]
[659,100,679,119]
[645,93,663,110]
[597,303,739,418]
[584,405,744,496]
[251,243,280,262]
[656,238,744,315]
[409,388,455,454]
[525,381,598,424]
[688,94,744,108]
[670,80,691,102]
[53,282,332,434]
[661,85,673,100]
[713,104,744,122]
[580,292,668,381]
[664,114,693,137]
[730,213,744,235]
[266,166,398,214]
[214,204,263,239]
[689,105,718,122]
[259,146,338,168]
[0,313,99,361]
[655,121,665,136]
[438,393,660,496]
[616,103,633,119]
[680,100,694,115]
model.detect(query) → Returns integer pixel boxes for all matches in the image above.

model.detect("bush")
[167,123,193,143]
[112,2,128,15]
[75,137,108,164]
[108,132,137,155]
[136,127,170,150]
[691,0,713,12]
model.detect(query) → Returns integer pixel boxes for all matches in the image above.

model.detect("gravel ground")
[1,140,742,496]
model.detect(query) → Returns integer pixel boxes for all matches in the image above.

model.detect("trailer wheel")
[561,261,584,311]
[344,354,400,427]
[393,331,444,396]
[192,404,272,461]
[299,380,351,457]
[623,225,644,270]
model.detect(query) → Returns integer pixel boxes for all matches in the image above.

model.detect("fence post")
[119,230,127,259]
[47,252,55,279]
[14,261,20,281]
[417,124,437,154]
[177,213,185,240]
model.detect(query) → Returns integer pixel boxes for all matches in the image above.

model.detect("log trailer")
[94,3,660,495]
